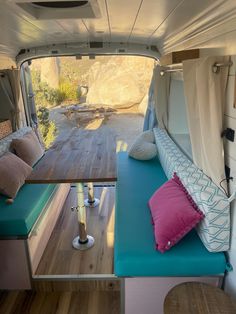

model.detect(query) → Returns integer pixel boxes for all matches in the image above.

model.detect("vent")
[14,0,101,19]
[90,42,103,49]
[32,1,88,9]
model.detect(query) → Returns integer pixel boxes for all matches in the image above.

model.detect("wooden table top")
[164,282,236,314]
[26,128,117,184]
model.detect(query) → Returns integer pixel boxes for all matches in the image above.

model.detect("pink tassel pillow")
[148,173,204,253]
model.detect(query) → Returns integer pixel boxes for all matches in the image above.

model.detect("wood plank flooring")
[0,291,120,314]
[0,186,119,314]
[32,279,120,292]
[36,186,115,276]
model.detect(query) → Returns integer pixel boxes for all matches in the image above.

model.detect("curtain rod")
[160,68,182,76]
[160,61,233,76]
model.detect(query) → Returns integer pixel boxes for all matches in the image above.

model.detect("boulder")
[138,94,149,116]
[86,57,154,108]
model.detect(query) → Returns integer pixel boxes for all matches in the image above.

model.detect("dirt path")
[49,105,144,150]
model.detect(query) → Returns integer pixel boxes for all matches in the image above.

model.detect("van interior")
[1,1,236,313]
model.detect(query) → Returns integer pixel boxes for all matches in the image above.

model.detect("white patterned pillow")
[128,130,157,160]
[153,127,230,252]
[0,127,32,157]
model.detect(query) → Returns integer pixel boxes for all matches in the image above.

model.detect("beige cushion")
[128,130,157,160]
[10,131,44,166]
[139,130,155,143]
[0,152,32,198]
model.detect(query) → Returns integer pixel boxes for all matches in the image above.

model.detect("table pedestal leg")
[72,183,95,250]
[84,182,100,207]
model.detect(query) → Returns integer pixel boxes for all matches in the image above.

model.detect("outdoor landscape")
[30,56,154,148]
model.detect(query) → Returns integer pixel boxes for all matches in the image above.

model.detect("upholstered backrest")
[153,127,230,252]
[0,126,32,157]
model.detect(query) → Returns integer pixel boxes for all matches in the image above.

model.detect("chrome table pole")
[84,182,100,207]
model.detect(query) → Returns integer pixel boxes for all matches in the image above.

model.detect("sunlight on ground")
[99,187,109,217]
[116,140,128,152]
[106,232,114,248]
[85,117,104,130]
[98,187,115,249]
[107,204,115,248]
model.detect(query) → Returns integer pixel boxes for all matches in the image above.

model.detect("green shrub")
[59,80,80,102]
[31,68,80,108]
[37,107,57,148]
[55,89,66,106]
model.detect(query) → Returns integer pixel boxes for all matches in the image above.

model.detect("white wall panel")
[168,78,189,134]
[224,60,236,297]
[224,115,236,159]
[229,56,236,76]
[225,243,236,296]
[225,76,236,119]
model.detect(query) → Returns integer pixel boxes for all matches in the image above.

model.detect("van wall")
[168,75,189,134]
[199,30,236,57]
[224,55,236,296]
[166,60,236,297]
[167,74,192,159]
[0,57,16,70]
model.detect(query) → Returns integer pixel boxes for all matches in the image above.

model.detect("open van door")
[20,61,37,126]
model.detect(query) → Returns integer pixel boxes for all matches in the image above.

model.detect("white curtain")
[0,69,24,130]
[153,66,170,129]
[6,69,24,130]
[183,56,229,189]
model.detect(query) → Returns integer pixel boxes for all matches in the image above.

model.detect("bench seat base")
[115,153,227,276]
[0,184,70,289]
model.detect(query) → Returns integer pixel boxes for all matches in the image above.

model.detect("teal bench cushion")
[0,184,57,237]
[114,152,227,276]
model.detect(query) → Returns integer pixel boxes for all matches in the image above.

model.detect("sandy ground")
[49,105,144,150]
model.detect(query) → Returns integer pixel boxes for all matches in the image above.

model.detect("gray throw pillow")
[0,152,32,199]
[10,131,44,167]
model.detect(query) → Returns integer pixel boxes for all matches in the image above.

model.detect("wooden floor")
[36,186,115,276]
[0,291,120,314]
[0,186,119,313]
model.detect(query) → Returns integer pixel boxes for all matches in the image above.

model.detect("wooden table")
[26,128,117,250]
[164,282,236,314]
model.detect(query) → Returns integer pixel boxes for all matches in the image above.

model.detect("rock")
[138,94,149,116]
[40,57,60,89]
[86,57,154,108]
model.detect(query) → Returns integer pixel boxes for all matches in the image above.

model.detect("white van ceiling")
[1,0,236,65]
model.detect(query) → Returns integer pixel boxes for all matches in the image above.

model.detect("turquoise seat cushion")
[0,184,57,237]
[114,152,227,276]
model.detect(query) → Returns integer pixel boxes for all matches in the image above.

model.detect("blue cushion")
[114,152,227,276]
[0,184,57,237]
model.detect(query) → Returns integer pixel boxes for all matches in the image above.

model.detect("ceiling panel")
[128,0,183,44]
[5,3,65,38]
[0,8,44,43]
[0,0,235,62]
[55,20,89,42]
[82,0,111,42]
[149,0,228,52]
[107,0,142,42]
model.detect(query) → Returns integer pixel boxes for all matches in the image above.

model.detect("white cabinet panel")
[224,115,236,159]
[225,75,236,119]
